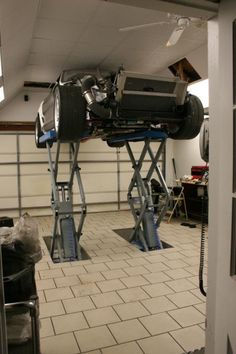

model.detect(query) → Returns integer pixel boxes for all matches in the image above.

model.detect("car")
[35,67,204,148]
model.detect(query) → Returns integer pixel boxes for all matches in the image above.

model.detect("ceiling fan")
[119,13,204,47]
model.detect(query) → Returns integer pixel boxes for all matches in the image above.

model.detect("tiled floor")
[36,211,207,354]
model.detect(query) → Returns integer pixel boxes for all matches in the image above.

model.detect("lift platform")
[39,132,86,262]
[108,130,171,251]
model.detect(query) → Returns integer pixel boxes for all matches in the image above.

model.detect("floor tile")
[108,319,149,343]
[40,300,65,318]
[41,332,80,354]
[96,279,126,292]
[145,254,168,263]
[126,257,149,267]
[171,325,205,352]
[139,312,180,335]
[120,275,149,288]
[63,265,87,276]
[75,326,116,352]
[138,333,183,354]
[79,272,106,283]
[167,291,202,308]
[44,287,74,302]
[105,260,130,270]
[194,302,206,315]
[91,292,123,308]
[164,268,192,280]
[37,278,56,291]
[54,275,80,288]
[102,269,127,280]
[71,283,101,297]
[113,301,149,320]
[38,290,46,304]
[40,318,54,338]
[169,306,205,327]
[162,260,188,269]
[84,263,109,273]
[84,306,120,327]
[117,287,150,302]
[143,272,171,284]
[101,342,143,354]
[52,312,88,334]
[123,266,149,276]
[142,283,173,297]
[63,296,95,313]
[39,269,64,279]
[144,262,170,273]
[141,296,177,314]
[165,278,196,292]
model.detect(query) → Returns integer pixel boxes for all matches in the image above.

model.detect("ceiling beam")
[103,0,219,19]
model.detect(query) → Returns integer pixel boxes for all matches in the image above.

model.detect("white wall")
[173,136,205,178]
[0,88,47,121]
[206,1,236,353]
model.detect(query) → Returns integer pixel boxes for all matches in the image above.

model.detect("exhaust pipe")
[81,75,111,118]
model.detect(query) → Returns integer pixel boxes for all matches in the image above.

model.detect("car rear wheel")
[35,115,46,148]
[53,85,87,142]
[168,94,204,140]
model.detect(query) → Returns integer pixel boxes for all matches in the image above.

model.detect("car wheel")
[169,94,204,140]
[35,115,46,148]
[53,85,87,142]
[107,140,125,148]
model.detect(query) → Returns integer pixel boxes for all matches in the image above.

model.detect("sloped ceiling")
[0,0,218,105]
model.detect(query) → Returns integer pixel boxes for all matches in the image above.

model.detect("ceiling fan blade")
[166,26,185,47]
[119,21,168,32]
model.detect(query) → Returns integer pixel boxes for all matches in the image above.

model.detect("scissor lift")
[40,131,86,262]
[109,130,171,251]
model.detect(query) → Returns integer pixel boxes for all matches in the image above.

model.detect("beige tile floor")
[36,211,207,354]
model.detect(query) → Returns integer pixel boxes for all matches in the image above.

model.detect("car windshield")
[60,70,83,83]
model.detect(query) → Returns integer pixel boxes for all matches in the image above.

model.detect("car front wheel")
[53,85,87,142]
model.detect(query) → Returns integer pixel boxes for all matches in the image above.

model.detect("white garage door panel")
[19,136,69,153]
[74,192,117,204]
[0,197,18,209]
[78,172,117,193]
[21,175,51,195]
[20,163,49,175]
[0,176,18,197]
[80,162,117,173]
[78,152,116,162]
[0,135,16,153]
[21,195,50,208]
[80,139,113,153]
[0,165,17,176]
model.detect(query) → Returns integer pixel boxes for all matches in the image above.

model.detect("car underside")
[35,68,204,148]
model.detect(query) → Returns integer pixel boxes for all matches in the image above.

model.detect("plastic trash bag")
[0,226,13,244]
[6,312,31,344]
[11,214,42,263]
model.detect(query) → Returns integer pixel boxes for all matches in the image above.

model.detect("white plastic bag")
[6,312,31,344]
[11,214,42,263]
[0,226,13,245]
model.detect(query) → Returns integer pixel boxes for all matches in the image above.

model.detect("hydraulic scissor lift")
[109,130,171,251]
[40,131,86,262]
[40,129,170,260]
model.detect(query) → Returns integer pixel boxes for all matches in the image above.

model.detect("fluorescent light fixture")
[188,79,209,108]
[0,86,4,103]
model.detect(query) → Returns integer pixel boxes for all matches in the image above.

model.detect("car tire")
[35,115,47,148]
[169,94,204,140]
[106,140,125,148]
[54,85,87,142]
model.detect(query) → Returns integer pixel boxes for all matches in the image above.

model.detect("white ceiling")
[0,0,218,104]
